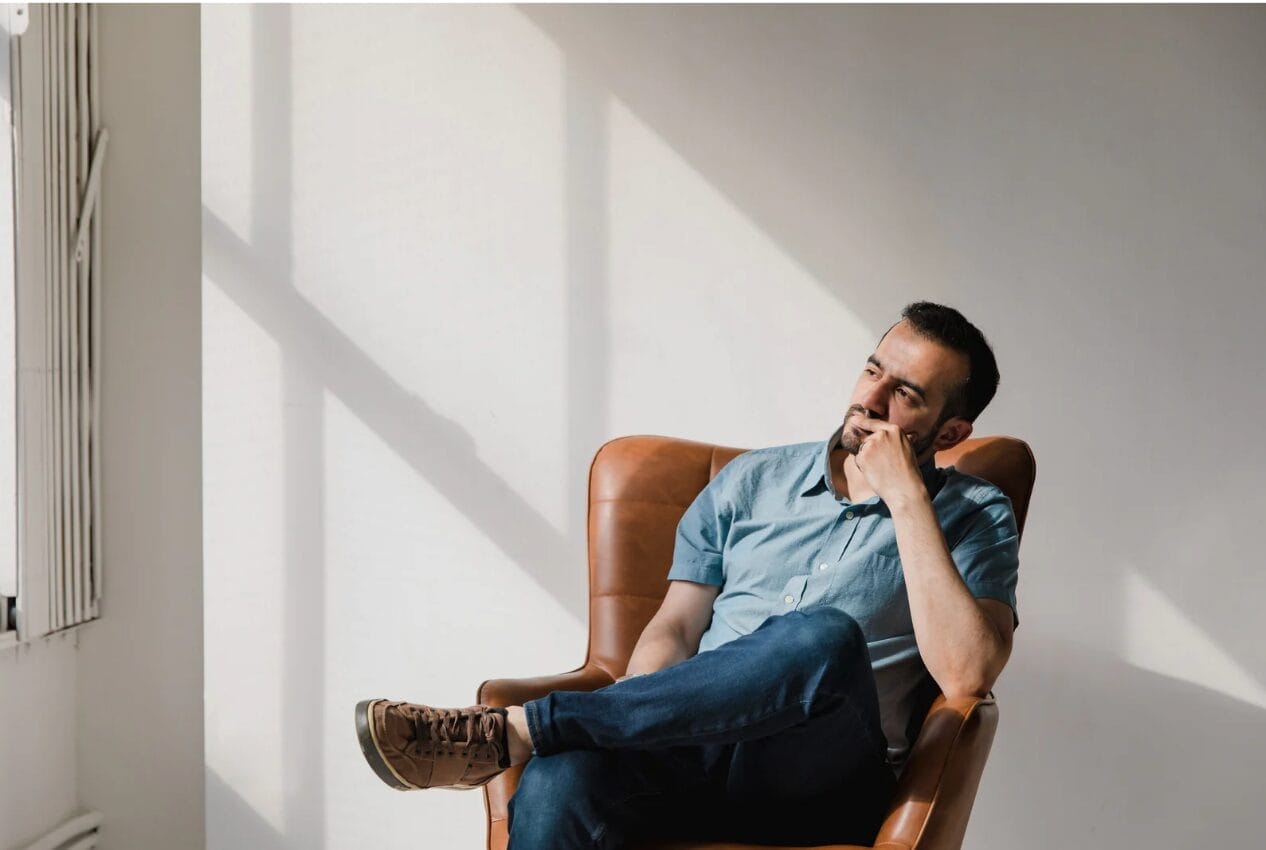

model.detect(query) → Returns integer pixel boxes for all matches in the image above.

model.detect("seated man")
[354,301,1020,849]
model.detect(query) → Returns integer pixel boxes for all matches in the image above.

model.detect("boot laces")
[420,707,505,763]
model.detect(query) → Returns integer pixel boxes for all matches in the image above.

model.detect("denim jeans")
[508,608,897,849]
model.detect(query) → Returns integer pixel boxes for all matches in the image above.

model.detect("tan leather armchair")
[478,434,1036,850]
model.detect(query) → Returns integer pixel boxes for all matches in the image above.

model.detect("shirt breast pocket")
[848,550,910,635]
[853,522,902,563]
[871,542,902,562]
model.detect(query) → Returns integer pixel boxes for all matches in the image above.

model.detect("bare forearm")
[618,581,719,681]
[890,492,1005,697]
[624,622,695,678]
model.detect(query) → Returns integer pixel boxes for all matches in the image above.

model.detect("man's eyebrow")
[866,355,928,401]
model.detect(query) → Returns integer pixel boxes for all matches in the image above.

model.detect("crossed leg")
[507,607,895,850]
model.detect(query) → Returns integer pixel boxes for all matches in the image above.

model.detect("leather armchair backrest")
[585,436,730,678]
[583,432,1036,693]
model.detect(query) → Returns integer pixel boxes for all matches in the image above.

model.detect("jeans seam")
[610,698,817,750]
[540,685,882,759]
[579,678,875,752]
[609,677,879,752]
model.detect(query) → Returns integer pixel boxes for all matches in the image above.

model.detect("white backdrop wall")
[202,6,1266,849]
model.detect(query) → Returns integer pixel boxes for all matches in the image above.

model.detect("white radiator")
[19,810,102,850]
[33,1,106,633]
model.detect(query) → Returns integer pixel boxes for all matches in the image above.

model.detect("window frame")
[4,3,61,645]
[0,5,21,645]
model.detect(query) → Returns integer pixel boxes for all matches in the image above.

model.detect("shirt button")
[784,595,794,604]
[819,563,829,571]
[845,511,855,520]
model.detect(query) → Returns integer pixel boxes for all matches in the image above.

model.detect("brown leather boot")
[355,699,511,790]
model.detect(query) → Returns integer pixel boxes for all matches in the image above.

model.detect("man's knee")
[777,607,866,655]
[758,608,872,693]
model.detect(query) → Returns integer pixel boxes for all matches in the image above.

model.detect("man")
[355,301,1020,849]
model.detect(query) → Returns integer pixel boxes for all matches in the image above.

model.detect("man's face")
[838,320,972,463]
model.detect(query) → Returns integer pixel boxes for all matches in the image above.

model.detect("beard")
[838,404,942,459]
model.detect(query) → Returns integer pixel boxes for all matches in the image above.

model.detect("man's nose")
[860,388,887,418]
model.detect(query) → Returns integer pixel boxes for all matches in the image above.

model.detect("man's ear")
[934,417,973,451]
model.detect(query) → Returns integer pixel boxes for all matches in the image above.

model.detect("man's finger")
[855,418,917,445]
[854,418,897,434]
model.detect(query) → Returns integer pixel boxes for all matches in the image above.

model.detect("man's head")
[839,301,1000,465]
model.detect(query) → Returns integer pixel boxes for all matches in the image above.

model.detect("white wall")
[202,5,1266,849]
[0,634,79,849]
[74,5,204,850]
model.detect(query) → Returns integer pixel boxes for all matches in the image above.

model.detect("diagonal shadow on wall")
[202,212,584,621]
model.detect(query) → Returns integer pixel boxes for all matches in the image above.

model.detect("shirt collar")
[799,421,943,501]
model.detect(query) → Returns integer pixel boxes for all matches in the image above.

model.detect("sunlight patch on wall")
[202,275,288,835]
[201,5,254,246]
[1123,568,1266,709]
[285,5,573,537]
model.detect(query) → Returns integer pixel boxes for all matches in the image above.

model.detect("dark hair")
[887,301,1000,423]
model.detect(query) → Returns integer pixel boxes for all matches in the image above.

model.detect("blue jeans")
[509,608,896,849]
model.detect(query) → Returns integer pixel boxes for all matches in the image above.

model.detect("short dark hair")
[886,301,1000,423]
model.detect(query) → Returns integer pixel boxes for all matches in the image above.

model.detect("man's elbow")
[939,658,1005,700]
[943,627,1013,699]
[940,679,993,701]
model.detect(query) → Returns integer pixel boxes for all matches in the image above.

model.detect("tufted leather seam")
[592,592,669,600]
[590,497,694,508]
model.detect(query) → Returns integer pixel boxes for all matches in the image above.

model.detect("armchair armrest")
[873,693,999,850]
[476,663,616,708]
[477,663,617,848]
[647,842,877,849]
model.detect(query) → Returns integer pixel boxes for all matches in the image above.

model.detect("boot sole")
[355,699,417,791]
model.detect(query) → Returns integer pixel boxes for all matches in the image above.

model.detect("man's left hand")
[853,418,925,508]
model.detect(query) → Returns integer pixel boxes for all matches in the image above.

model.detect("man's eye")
[896,388,909,398]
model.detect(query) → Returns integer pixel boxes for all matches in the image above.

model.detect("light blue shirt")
[667,423,1021,772]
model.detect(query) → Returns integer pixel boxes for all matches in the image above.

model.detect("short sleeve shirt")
[666,423,1021,773]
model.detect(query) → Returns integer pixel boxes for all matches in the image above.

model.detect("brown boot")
[355,699,511,790]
